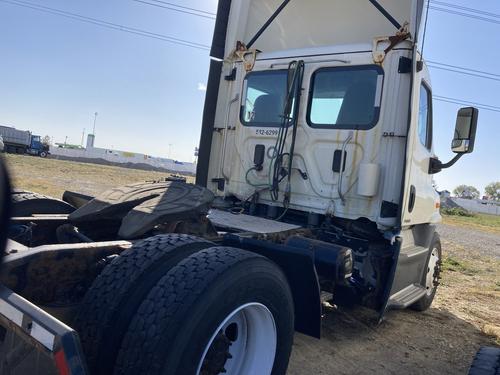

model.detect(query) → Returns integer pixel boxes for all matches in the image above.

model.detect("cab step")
[388,284,426,309]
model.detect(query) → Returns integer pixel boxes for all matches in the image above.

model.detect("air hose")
[244,60,304,219]
[271,60,305,207]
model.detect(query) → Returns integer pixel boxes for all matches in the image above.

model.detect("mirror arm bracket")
[429,154,463,174]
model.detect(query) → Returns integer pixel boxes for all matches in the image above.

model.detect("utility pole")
[168,144,173,159]
[92,112,98,135]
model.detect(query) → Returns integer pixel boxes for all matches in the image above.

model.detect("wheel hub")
[200,330,233,375]
[196,303,277,375]
[425,248,440,296]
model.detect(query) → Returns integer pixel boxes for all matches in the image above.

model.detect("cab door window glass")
[307,65,384,130]
[241,70,288,127]
[418,83,433,149]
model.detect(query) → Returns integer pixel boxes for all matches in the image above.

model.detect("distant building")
[49,134,196,174]
[439,190,451,198]
[86,134,95,149]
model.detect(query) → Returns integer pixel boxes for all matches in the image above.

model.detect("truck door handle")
[408,185,416,213]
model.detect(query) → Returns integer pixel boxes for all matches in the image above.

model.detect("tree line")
[452,182,500,200]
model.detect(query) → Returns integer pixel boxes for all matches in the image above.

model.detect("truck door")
[380,68,441,317]
[401,77,439,226]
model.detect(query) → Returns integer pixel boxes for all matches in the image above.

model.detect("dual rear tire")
[76,235,294,375]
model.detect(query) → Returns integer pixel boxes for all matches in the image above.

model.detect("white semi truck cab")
[0,1,478,374]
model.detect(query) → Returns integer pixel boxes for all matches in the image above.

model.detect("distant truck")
[0,125,49,157]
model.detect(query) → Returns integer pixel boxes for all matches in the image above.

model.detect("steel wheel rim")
[425,247,440,296]
[196,302,277,375]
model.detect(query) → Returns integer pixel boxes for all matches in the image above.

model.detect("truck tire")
[11,191,75,216]
[39,151,48,158]
[411,233,441,311]
[468,346,500,375]
[73,234,213,375]
[115,247,294,375]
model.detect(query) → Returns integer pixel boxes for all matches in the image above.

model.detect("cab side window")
[418,83,433,149]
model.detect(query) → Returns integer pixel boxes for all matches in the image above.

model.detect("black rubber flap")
[69,181,214,239]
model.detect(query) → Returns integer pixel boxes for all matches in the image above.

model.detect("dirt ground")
[4,154,500,374]
[288,239,500,374]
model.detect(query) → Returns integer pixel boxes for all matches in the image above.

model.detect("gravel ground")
[437,223,500,259]
[289,224,500,374]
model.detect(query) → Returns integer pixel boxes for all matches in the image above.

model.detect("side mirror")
[451,107,478,154]
[429,107,479,174]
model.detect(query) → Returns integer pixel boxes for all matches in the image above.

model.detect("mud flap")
[0,285,87,375]
[223,234,322,338]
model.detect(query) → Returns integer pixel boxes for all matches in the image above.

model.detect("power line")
[427,61,500,79]
[435,96,500,110]
[431,1,500,19]
[434,95,500,113]
[435,98,500,114]
[137,0,216,16]
[427,64,500,83]
[0,0,210,51]
[429,6,500,25]
[2,0,499,115]
[132,0,215,20]
[435,95,500,110]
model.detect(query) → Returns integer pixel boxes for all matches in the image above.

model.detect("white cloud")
[197,83,207,91]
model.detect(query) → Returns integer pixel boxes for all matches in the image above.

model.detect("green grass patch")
[441,207,474,217]
[442,213,500,234]
[442,256,478,276]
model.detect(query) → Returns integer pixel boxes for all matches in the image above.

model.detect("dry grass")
[3,154,194,198]
[436,241,500,345]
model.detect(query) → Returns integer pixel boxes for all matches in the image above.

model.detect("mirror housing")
[451,107,478,154]
[429,107,479,174]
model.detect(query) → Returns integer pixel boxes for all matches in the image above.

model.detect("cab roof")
[221,0,426,57]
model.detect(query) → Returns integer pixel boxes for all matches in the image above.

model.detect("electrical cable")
[430,1,500,19]
[245,167,269,188]
[434,96,500,113]
[143,0,216,16]
[132,0,216,20]
[434,95,500,110]
[427,64,500,83]
[429,6,500,25]
[0,0,211,51]
[426,61,500,79]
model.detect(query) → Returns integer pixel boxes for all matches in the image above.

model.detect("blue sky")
[0,0,498,193]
